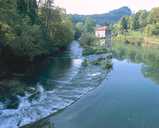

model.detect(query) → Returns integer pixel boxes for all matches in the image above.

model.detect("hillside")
[71,7,132,25]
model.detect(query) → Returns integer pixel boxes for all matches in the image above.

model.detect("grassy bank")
[113,31,159,45]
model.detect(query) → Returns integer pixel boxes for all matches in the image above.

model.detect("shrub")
[144,23,159,36]
[80,32,98,48]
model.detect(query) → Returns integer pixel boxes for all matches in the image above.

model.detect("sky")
[54,0,159,15]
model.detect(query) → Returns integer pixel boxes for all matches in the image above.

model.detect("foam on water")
[0,41,111,128]
[0,68,108,128]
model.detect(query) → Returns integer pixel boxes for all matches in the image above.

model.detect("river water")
[0,41,111,128]
[25,42,159,128]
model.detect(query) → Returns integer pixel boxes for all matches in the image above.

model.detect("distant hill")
[71,7,132,25]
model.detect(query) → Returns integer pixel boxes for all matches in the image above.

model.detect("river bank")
[113,31,159,46]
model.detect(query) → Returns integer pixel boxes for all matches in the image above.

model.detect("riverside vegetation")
[0,0,74,61]
[0,0,74,107]
[75,18,112,70]
[112,7,159,44]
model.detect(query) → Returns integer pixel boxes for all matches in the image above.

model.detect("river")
[0,41,111,128]
[25,42,159,128]
[1,41,159,128]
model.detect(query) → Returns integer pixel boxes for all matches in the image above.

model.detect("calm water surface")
[52,59,159,128]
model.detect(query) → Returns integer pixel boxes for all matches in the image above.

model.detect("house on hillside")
[95,26,107,38]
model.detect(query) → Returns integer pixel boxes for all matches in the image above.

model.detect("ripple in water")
[0,41,111,128]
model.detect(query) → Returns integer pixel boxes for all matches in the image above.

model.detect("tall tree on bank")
[84,17,96,33]
[113,7,159,36]
[0,0,73,60]
[120,16,129,32]
[148,7,159,24]
[17,0,38,23]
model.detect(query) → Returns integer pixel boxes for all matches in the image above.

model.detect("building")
[95,26,107,38]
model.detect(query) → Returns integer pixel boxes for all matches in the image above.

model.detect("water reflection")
[26,42,159,128]
[0,49,72,109]
[112,42,159,84]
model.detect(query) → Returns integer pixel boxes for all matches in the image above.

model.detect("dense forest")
[0,0,74,61]
[113,7,159,37]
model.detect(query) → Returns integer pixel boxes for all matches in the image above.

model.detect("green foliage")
[144,23,159,36]
[112,42,159,85]
[0,0,74,60]
[80,32,98,48]
[113,6,159,39]
[82,56,112,70]
[148,7,159,24]
[84,17,96,33]
[130,14,140,30]
[16,0,38,23]
[100,60,112,69]
[75,22,84,33]
[74,22,84,39]
[89,57,112,70]
[120,16,129,32]
[74,17,95,39]
[0,21,15,44]
[82,47,108,56]
[138,10,148,28]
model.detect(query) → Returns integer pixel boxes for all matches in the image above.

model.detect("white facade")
[95,31,105,38]
[95,26,107,38]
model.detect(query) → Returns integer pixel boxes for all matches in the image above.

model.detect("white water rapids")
[0,41,110,128]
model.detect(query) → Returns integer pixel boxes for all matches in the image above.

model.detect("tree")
[138,10,148,28]
[17,0,38,23]
[84,17,95,33]
[144,23,159,36]
[0,0,74,60]
[75,22,84,33]
[120,16,129,32]
[148,7,159,24]
[28,0,38,23]
[16,0,27,15]
[130,14,140,30]
[74,22,84,40]
[113,6,159,38]
[80,33,97,48]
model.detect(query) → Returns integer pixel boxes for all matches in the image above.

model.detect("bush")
[91,58,113,70]
[83,47,108,56]
[144,23,159,36]
[101,60,112,69]
[80,32,98,48]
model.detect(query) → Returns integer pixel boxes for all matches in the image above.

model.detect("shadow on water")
[0,47,72,109]
[0,42,74,128]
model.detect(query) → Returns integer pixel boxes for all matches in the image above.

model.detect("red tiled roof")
[96,26,107,31]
